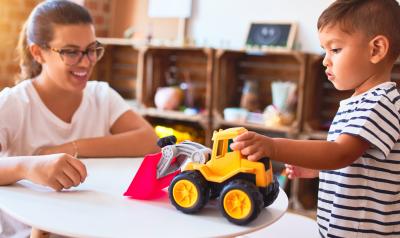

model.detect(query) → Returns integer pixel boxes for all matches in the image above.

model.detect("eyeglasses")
[47,42,105,66]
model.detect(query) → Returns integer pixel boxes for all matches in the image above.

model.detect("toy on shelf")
[155,125,202,144]
[264,81,297,127]
[124,127,280,225]
[154,86,184,110]
[223,107,248,122]
[240,80,260,112]
[154,67,203,112]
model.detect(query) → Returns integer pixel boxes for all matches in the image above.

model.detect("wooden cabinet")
[137,46,214,145]
[93,41,400,145]
[93,39,215,145]
[93,38,139,99]
[94,42,400,144]
[213,49,308,137]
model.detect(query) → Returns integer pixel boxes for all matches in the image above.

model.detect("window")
[216,140,224,158]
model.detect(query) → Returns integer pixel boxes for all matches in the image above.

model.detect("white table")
[0,158,288,238]
[240,213,318,238]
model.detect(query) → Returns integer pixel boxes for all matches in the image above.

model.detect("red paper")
[124,153,179,200]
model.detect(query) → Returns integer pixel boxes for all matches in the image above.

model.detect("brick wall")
[0,0,43,88]
[0,0,111,89]
[84,0,111,37]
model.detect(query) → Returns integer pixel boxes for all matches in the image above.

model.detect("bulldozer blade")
[124,152,180,200]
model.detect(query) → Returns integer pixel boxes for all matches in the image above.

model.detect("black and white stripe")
[318,82,400,238]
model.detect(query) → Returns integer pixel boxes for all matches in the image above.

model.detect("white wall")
[188,0,335,54]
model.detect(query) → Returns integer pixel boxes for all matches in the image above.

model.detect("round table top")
[242,213,318,238]
[0,158,288,238]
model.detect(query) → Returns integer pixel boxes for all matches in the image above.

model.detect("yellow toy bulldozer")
[168,127,279,225]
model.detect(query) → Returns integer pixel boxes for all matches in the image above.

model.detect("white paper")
[148,0,192,18]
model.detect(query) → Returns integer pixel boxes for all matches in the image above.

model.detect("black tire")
[169,170,209,214]
[157,135,177,148]
[219,179,263,225]
[260,176,280,207]
[209,188,220,200]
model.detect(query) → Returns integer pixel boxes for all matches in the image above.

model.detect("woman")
[0,1,159,236]
[1,0,160,189]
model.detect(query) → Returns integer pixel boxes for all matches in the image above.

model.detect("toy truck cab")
[169,127,279,225]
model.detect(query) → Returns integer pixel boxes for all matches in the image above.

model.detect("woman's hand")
[24,153,87,191]
[285,164,319,179]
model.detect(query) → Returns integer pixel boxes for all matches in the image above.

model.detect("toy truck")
[168,127,279,225]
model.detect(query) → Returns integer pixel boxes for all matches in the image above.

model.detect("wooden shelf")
[124,99,140,111]
[213,49,307,138]
[215,119,294,134]
[92,41,139,99]
[96,39,400,147]
[97,37,138,46]
[138,47,214,111]
[140,107,205,123]
[137,46,214,144]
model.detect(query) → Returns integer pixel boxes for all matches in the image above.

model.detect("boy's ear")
[369,35,389,64]
[29,44,45,64]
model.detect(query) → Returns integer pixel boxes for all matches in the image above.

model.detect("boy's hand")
[230,131,274,161]
[285,164,319,179]
[24,154,87,191]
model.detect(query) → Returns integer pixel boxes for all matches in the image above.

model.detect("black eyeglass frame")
[44,41,105,66]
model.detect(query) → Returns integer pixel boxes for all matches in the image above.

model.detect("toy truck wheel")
[169,171,209,214]
[261,176,280,207]
[219,180,263,225]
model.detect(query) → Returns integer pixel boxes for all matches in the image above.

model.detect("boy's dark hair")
[318,0,400,61]
[17,0,93,80]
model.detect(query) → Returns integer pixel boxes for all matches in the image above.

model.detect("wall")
[84,0,111,37]
[107,0,335,51]
[0,0,42,88]
[104,0,336,51]
[109,0,180,42]
[189,0,335,53]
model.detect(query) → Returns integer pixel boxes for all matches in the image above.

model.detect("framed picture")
[245,22,297,50]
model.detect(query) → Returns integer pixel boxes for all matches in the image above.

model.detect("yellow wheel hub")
[223,189,252,219]
[172,179,199,208]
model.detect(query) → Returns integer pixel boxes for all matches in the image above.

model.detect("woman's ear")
[29,44,45,64]
[369,35,389,64]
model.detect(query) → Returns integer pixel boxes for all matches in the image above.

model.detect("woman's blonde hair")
[16,0,93,81]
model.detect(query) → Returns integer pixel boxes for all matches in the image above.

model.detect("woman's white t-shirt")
[0,80,131,237]
[0,80,131,156]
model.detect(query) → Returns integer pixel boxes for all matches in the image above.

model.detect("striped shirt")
[318,82,400,238]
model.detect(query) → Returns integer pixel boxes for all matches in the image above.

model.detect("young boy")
[231,0,400,237]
